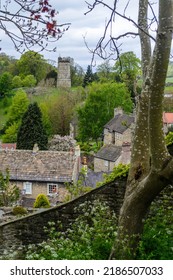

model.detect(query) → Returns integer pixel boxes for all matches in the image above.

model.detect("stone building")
[103,107,135,146]
[94,108,134,172]
[57,57,71,88]
[0,147,81,204]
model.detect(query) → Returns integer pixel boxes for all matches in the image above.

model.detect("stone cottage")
[103,107,135,146]
[94,108,134,172]
[0,147,80,203]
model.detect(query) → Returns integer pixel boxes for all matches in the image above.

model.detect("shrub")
[137,205,173,260]
[25,200,117,260]
[12,206,28,216]
[33,194,50,208]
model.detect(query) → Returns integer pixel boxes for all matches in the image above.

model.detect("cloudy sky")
[0,0,160,71]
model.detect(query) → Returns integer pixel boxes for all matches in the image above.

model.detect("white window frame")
[104,160,109,167]
[23,182,32,194]
[47,183,58,196]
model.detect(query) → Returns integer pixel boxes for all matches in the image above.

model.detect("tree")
[2,89,29,142]
[22,75,37,87]
[86,0,173,259]
[0,1,70,53]
[17,102,48,150]
[17,51,47,83]
[0,72,13,96]
[114,52,141,104]
[78,82,133,141]
[0,169,20,207]
[96,60,114,82]
[48,93,74,136]
[82,65,95,87]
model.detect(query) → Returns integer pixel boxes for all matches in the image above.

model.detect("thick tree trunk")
[110,0,173,259]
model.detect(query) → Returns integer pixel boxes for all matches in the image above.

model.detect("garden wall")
[0,178,172,259]
[0,179,126,259]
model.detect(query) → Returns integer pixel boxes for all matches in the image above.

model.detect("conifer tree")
[17,102,48,150]
[82,65,94,87]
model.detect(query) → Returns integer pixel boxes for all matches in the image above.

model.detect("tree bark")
[110,0,173,259]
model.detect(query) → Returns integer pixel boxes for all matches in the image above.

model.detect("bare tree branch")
[0,0,71,52]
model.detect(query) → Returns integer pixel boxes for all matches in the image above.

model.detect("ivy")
[97,164,129,187]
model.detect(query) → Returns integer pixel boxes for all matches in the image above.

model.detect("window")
[23,182,32,194]
[47,184,58,196]
[104,160,108,167]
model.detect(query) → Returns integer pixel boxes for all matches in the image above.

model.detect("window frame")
[47,183,58,196]
[23,182,32,194]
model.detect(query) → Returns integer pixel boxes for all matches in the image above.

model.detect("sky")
[0,0,163,71]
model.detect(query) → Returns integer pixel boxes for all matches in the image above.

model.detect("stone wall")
[0,179,127,259]
[0,179,172,259]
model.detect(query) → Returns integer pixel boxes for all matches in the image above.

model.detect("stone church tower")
[57,57,71,88]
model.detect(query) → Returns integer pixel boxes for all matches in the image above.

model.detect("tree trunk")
[110,0,173,259]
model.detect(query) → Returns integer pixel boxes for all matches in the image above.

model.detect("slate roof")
[104,113,135,134]
[95,145,122,162]
[0,149,77,183]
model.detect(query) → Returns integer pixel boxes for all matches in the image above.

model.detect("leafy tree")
[17,102,48,150]
[22,75,37,87]
[0,72,13,96]
[0,1,69,53]
[87,0,173,259]
[77,82,133,141]
[114,52,141,104]
[12,76,23,89]
[70,61,85,87]
[39,102,53,137]
[8,89,29,123]
[0,169,20,207]
[96,60,114,82]
[2,89,29,142]
[48,93,74,136]
[17,51,48,83]
[2,122,19,143]
[0,53,18,76]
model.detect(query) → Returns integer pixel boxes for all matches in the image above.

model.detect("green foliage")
[22,75,37,87]
[165,131,173,146]
[0,169,20,206]
[65,168,92,201]
[48,91,77,136]
[39,102,53,137]
[25,200,117,260]
[97,164,129,187]
[114,52,141,103]
[78,141,102,154]
[138,205,173,260]
[12,76,23,88]
[77,82,133,141]
[33,194,50,208]
[12,206,28,215]
[0,72,13,96]
[2,122,18,143]
[2,89,29,142]
[82,65,94,88]
[8,89,29,123]
[17,51,48,83]
[96,60,114,82]
[17,102,48,150]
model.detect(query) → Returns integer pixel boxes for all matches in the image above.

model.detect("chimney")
[33,143,39,153]
[114,107,123,117]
